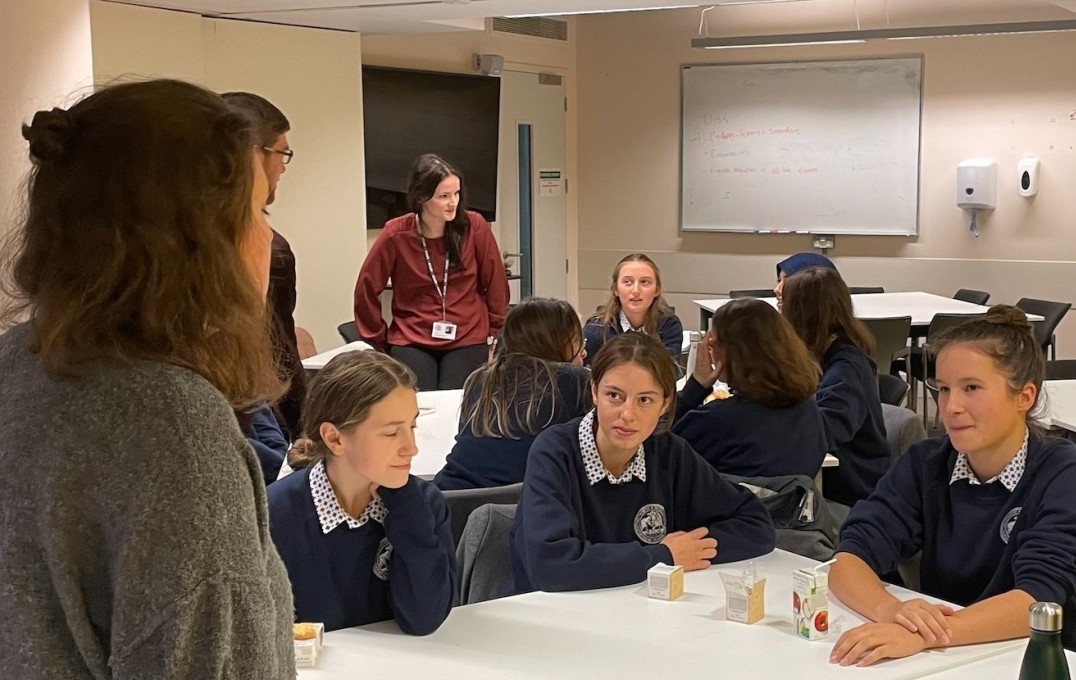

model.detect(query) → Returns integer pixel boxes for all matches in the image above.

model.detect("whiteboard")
[680,58,922,235]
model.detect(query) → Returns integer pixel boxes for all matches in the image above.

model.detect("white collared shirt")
[309,460,387,535]
[578,410,647,485]
[949,428,1029,493]
[619,311,645,333]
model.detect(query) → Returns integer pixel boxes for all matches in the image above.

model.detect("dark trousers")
[389,344,488,391]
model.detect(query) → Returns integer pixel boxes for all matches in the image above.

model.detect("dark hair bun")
[984,304,1031,329]
[287,436,322,470]
[21,108,72,163]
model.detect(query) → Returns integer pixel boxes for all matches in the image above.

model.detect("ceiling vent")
[491,17,568,41]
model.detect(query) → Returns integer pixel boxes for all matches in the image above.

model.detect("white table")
[412,389,463,478]
[939,647,1074,679]
[301,341,374,371]
[694,292,1041,332]
[298,549,1022,679]
[1043,379,1076,433]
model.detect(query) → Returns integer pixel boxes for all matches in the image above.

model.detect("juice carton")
[792,568,830,640]
[647,563,684,601]
[720,562,766,624]
[293,622,325,668]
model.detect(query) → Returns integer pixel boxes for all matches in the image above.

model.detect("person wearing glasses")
[354,154,510,391]
[434,298,592,491]
[222,92,305,444]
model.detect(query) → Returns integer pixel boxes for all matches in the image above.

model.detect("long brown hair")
[595,253,675,336]
[933,305,1046,427]
[407,153,470,270]
[781,266,876,370]
[0,79,283,410]
[289,351,418,469]
[589,332,679,434]
[462,297,589,439]
[711,298,820,408]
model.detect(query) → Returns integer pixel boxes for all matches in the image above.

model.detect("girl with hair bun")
[268,351,457,634]
[829,305,1076,665]
[434,297,592,490]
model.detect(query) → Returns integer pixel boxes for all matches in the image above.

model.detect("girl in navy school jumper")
[673,298,828,479]
[829,306,1076,666]
[267,351,457,634]
[511,332,776,593]
[782,267,888,506]
[434,297,592,490]
[583,253,684,366]
[773,252,837,311]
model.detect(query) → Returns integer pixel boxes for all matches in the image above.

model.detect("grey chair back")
[953,289,990,305]
[862,316,912,375]
[1016,298,1071,359]
[337,320,360,344]
[1046,360,1076,381]
[878,373,910,407]
[729,288,776,299]
[881,404,927,462]
[456,503,517,605]
[443,483,523,548]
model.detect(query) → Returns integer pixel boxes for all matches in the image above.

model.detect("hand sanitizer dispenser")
[957,158,998,210]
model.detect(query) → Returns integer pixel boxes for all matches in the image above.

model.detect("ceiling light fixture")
[691,19,1076,49]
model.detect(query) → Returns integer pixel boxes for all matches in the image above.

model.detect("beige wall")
[576,10,1076,355]
[361,24,580,305]
[0,0,94,311]
[89,1,366,353]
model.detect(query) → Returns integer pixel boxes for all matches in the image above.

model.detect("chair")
[455,503,517,605]
[862,316,912,378]
[722,473,838,561]
[877,373,910,407]
[907,313,986,424]
[848,286,884,294]
[953,289,990,305]
[729,289,776,298]
[1016,298,1071,360]
[881,404,927,462]
[337,320,360,344]
[442,483,523,548]
[1046,360,1076,381]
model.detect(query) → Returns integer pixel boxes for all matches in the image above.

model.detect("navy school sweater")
[838,433,1076,649]
[267,467,457,634]
[242,405,288,487]
[672,375,828,479]
[434,362,592,490]
[817,340,889,505]
[582,312,684,366]
[510,417,776,593]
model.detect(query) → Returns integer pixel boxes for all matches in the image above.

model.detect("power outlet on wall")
[812,235,835,250]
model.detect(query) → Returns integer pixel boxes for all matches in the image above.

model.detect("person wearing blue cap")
[774,253,837,310]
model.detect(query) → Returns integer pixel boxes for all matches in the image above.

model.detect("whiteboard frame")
[678,56,924,236]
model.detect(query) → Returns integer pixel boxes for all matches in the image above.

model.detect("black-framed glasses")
[262,146,294,165]
[571,336,588,361]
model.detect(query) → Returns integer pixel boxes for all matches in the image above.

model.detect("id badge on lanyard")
[420,232,457,340]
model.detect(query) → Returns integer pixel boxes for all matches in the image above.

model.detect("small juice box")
[293,622,325,668]
[792,568,829,640]
[720,563,766,624]
[647,563,684,600]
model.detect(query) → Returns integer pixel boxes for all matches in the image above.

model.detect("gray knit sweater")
[0,324,295,679]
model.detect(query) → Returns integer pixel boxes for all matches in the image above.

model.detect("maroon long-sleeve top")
[354,211,510,351]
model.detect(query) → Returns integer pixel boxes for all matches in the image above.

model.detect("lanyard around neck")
[418,218,449,321]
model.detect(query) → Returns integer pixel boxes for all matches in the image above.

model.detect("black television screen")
[362,65,501,228]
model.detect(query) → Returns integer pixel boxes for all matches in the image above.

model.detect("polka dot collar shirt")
[309,460,387,534]
[578,410,647,486]
[949,428,1028,493]
[619,311,644,333]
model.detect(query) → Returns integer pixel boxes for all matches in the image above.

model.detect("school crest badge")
[999,507,1021,545]
[634,503,667,544]
[373,537,393,580]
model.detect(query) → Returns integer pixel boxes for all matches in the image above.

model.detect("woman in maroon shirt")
[354,154,510,390]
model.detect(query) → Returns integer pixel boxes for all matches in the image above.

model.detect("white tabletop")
[412,389,463,477]
[298,549,1022,679]
[300,341,374,370]
[937,647,1075,679]
[1042,379,1076,433]
[694,292,1042,327]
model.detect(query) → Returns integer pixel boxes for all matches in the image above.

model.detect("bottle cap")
[1028,602,1064,632]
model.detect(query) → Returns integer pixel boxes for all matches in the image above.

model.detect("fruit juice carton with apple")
[720,562,766,624]
[792,567,829,640]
